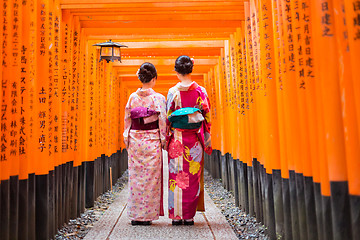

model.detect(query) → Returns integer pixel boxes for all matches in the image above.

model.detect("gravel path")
[203,170,268,240]
[55,171,129,240]
[55,169,268,239]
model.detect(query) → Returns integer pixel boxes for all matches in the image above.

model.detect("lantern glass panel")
[113,47,120,57]
[101,47,112,57]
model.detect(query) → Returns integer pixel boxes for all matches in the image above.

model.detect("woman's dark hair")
[174,55,193,75]
[138,62,157,83]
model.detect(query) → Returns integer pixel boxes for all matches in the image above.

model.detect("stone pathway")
[84,151,237,240]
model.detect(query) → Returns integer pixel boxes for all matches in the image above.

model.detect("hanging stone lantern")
[93,40,128,63]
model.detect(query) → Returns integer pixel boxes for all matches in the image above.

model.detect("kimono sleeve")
[123,94,133,149]
[157,94,167,148]
[200,88,212,154]
[165,89,177,147]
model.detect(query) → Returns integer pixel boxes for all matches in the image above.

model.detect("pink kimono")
[166,82,212,220]
[123,88,166,221]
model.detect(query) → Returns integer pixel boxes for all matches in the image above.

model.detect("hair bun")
[138,62,157,83]
[174,55,193,75]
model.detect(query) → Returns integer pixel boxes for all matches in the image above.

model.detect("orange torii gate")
[0,0,359,240]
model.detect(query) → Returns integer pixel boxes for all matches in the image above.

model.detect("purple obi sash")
[130,107,159,130]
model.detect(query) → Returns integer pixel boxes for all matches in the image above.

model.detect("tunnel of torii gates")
[0,0,360,239]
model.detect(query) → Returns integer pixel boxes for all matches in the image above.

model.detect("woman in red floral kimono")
[123,62,166,226]
[166,56,212,225]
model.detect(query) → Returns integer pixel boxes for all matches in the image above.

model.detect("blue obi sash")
[169,107,204,129]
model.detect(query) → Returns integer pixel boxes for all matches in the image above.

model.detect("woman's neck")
[178,74,192,85]
[141,83,152,90]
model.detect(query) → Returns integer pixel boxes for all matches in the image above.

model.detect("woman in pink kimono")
[123,62,166,225]
[166,56,212,225]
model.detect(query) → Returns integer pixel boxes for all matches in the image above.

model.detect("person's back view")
[123,62,166,225]
[166,56,212,225]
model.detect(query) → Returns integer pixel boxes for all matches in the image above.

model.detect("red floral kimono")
[166,81,212,220]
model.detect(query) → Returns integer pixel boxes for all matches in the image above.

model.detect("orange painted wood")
[300,0,321,183]
[344,0,360,151]
[120,48,222,57]
[311,0,340,195]
[61,10,72,165]
[334,0,360,196]
[80,20,242,29]
[84,28,237,38]
[77,13,243,21]
[245,2,258,161]
[0,0,3,181]
[61,1,244,11]
[259,0,281,171]
[60,0,246,5]
[53,0,62,168]
[36,0,50,174]
[279,0,302,174]
[214,62,225,154]
[9,0,21,177]
[1,0,12,180]
[48,0,56,171]
[272,0,289,179]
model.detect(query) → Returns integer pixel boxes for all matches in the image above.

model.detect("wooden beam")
[60,0,245,5]
[113,58,218,66]
[118,47,222,57]
[61,1,244,10]
[77,12,243,21]
[115,65,212,75]
[120,75,204,82]
[118,73,205,77]
[84,33,233,42]
[90,40,225,48]
[80,20,242,28]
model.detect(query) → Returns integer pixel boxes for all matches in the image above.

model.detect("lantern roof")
[93,40,128,48]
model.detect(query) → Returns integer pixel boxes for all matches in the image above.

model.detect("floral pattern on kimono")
[166,81,212,220]
[123,88,166,221]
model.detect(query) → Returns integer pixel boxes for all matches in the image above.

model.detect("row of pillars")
[0,0,130,238]
[203,0,360,240]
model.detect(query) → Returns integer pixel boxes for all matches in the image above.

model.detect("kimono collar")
[175,81,199,91]
[136,88,155,97]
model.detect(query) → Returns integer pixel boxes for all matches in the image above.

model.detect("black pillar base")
[10,176,19,240]
[241,162,249,213]
[289,170,300,240]
[330,181,352,240]
[70,164,78,220]
[228,155,235,194]
[252,159,261,221]
[295,173,307,239]
[322,195,333,240]
[220,154,227,189]
[19,178,28,240]
[215,150,221,179]
[247,165,254,216]
[78,164,85,215]
[233,158,239,207]
[1,179,10,240]
[35,174,49,240]
[314,182,323,240]
[265,173,276,240]
[282,177,292,240]
[273,170,284,239]
[350,195,360,240]
[304,176,318,240]
[235,160,241,207]
[49,170,55,239]
[85,161,95,208]
[28,173,35,240]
